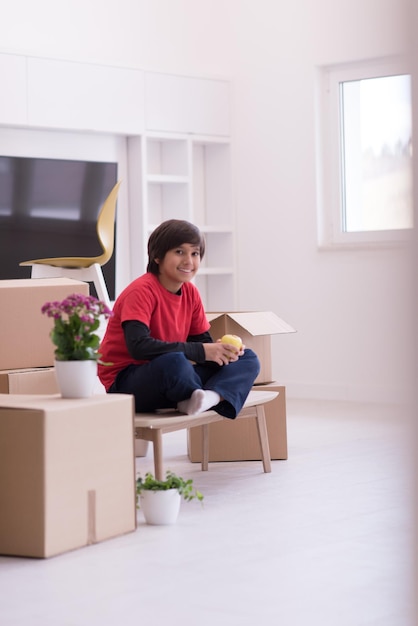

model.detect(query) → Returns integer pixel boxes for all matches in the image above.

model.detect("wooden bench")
[134,389,278,479]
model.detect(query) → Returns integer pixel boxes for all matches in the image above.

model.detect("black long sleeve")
[122,320,213,363]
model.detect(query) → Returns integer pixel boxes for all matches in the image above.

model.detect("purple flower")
[41,293,113,362]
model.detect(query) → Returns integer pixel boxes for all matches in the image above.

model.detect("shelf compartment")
[146,138,188,177]
[194,273,235,312]
[199,231,234,270]
[147,181,190,224]
[192,141,232,227]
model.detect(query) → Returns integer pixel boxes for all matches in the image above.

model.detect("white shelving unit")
[134,132,235,311]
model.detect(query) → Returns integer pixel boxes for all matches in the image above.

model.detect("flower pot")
[54,359,98,399]
[139,489,181,525]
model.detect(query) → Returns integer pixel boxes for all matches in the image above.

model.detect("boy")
[98,219,260,417]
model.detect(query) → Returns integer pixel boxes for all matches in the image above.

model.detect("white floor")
[0,399,416,626]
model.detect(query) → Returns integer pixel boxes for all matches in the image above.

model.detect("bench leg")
[255,405,272,473]
[201,423,209,471]
[151,430,164,480]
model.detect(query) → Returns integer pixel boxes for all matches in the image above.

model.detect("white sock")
[177,389,221,415]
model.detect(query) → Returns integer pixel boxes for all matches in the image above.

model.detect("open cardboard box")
[206,311,296,384]
[0,393,136,558]
[0,278,89,370]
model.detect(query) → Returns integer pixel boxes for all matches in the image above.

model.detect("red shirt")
[98,273,210,391]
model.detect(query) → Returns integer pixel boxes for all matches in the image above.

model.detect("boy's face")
[155,243,201,293]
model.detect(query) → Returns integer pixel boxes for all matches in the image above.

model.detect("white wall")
[225,1,414,404]
[2,0,415,404]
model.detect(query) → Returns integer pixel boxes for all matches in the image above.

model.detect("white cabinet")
[0,54,27,125]
[128,132,235,310]
[27,58,145,134]
[144,72,231,136]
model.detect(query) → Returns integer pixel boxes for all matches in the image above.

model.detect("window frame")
[316,56,413,250]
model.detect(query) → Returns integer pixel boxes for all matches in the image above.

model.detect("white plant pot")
[54,359,98,399]
[139,489,181,525]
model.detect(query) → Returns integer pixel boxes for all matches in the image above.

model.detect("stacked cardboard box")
[0,393,136,558]
[0,278,90,371]
[0,280,138,558]
[187,311,295,463]
[0,368,59,394]
[187,383,288,462]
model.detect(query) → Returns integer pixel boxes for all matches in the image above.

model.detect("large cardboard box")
[187,383,288,462]
[0,278,90,371]
[206,312,295,384]
[0,393,136,558]
[0,368,59,394]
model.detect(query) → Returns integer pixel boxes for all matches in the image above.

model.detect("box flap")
[206,311,296,336]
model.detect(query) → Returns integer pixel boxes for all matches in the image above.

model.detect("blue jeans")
[108,349,260,419]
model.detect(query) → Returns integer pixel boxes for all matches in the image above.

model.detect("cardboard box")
[0,393,136,558]
[0,278,90,371]
[135,439,149,457]
[187,383,287,462]
[206,311,296,384]
[0,368,59,394]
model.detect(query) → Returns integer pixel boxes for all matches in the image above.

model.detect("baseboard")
[280,381,412,405]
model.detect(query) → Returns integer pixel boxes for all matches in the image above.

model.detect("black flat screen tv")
[0,156,118,300]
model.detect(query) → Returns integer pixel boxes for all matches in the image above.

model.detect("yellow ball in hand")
[220,334,243,350]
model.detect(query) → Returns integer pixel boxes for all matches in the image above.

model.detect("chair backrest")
[96,180,122,266]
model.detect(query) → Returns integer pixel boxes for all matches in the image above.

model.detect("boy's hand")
[203,340,245,365]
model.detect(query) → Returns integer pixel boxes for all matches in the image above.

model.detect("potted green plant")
[41,293,113,398]
[136,470,204,525]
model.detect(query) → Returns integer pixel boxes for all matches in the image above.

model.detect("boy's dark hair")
[147,219,206,275]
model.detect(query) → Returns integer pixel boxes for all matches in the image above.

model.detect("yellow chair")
[19,180,122,308]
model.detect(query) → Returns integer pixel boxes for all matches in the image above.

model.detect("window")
[317,57,413,248]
